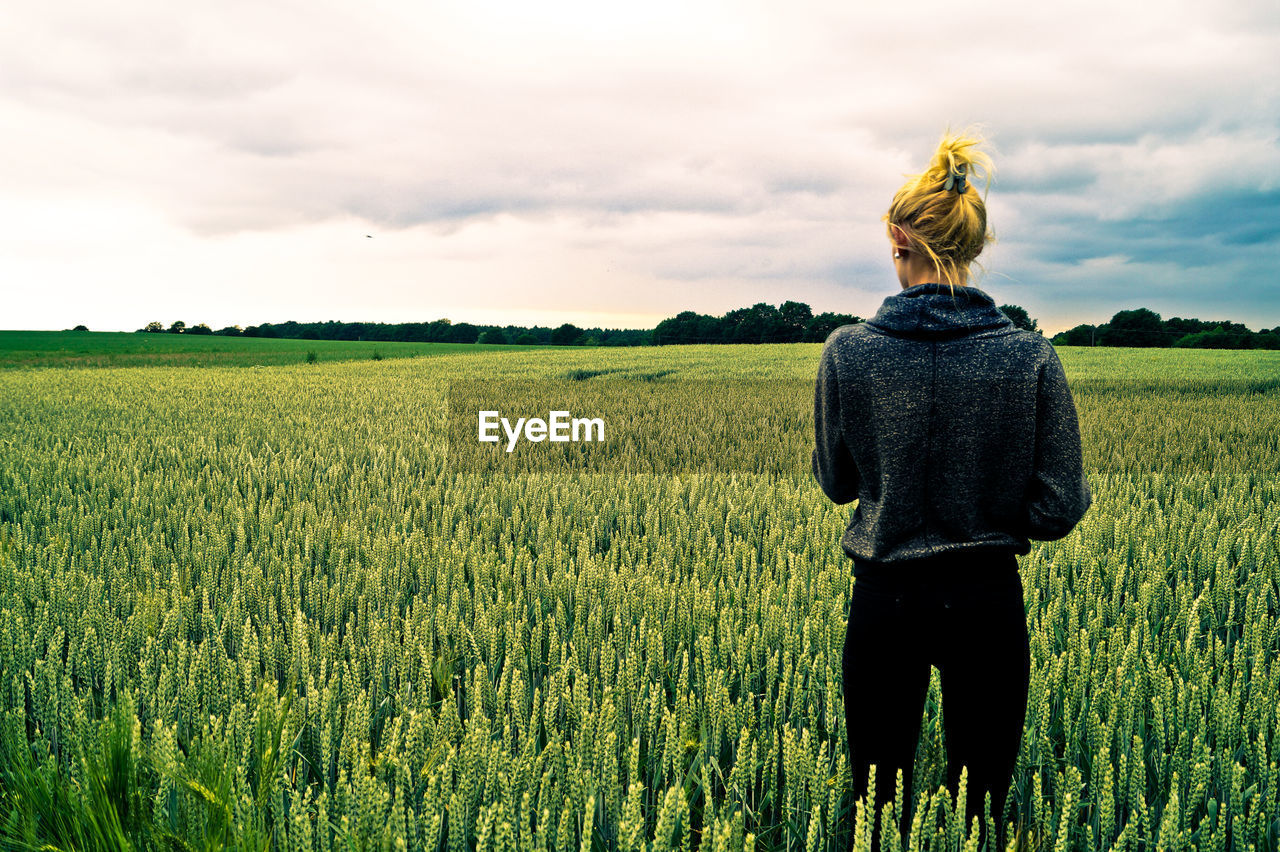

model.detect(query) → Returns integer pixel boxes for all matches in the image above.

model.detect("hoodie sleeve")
[1024,347,1092,539]
[812,334,859,505]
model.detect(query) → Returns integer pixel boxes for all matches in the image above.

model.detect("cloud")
[1,0,1278,332]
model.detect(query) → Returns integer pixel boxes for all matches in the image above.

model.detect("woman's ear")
[890,224,909,250]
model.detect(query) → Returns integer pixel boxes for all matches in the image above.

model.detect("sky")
[2,0,1278,336]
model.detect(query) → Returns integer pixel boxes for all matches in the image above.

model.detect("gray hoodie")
[812,282,1091,565]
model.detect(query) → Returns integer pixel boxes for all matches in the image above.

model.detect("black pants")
[841,548,1029,851]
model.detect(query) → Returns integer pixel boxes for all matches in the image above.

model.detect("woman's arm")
[812,335,859,504]
[1024,348,1092,538]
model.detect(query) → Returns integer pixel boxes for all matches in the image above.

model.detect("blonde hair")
[884,127,995,294]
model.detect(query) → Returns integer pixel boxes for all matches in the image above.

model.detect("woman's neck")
[901,260,968,289]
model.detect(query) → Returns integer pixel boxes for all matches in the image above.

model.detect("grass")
[0,690,298,852]
[0,330,540,369]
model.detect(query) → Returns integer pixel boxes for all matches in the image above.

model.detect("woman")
[812,130,1091,851]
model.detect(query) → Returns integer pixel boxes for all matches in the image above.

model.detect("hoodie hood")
[866,282,1017,340]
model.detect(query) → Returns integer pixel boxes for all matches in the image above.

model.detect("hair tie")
[942,164,967,194]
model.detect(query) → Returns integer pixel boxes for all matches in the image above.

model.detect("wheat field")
[0,345,1277,851]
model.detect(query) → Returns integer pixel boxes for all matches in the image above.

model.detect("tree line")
[136,319,649,346]
[132,302,1034,346]
[126,303,1277,349]
[652,301,863,344]
[1051,309,1280,349]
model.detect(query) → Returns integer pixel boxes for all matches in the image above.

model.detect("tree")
[187,323,213,335]
[168,320,186,334]
[1052,324,1097,346]
[655,310,716,342]
[779,301,813,342]
[1164,317,1211,337]
[721,307,761,343]
[72,324,89,331]
[1099,308,1163,347]
[215,326,243,336]
[143,321,164,333]
[427,319,454,342]
[515,332,539,345]
[1173,327,1257,350]
[654,311,712,345]
[551,323,582,345]
[394,322,426,342]
[750,303,788,343]
[450,323,480,344]
[805,312,860,342]
[998,304,1040,333]
[477,328,508,345]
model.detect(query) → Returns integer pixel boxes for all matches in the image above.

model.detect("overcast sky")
[3,0,1277,335]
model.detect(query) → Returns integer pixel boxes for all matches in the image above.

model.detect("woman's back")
[813,281,1091,564]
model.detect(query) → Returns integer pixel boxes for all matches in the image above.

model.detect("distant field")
[0,330,536,368]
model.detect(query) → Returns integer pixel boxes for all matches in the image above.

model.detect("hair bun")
[929,129,994,195]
